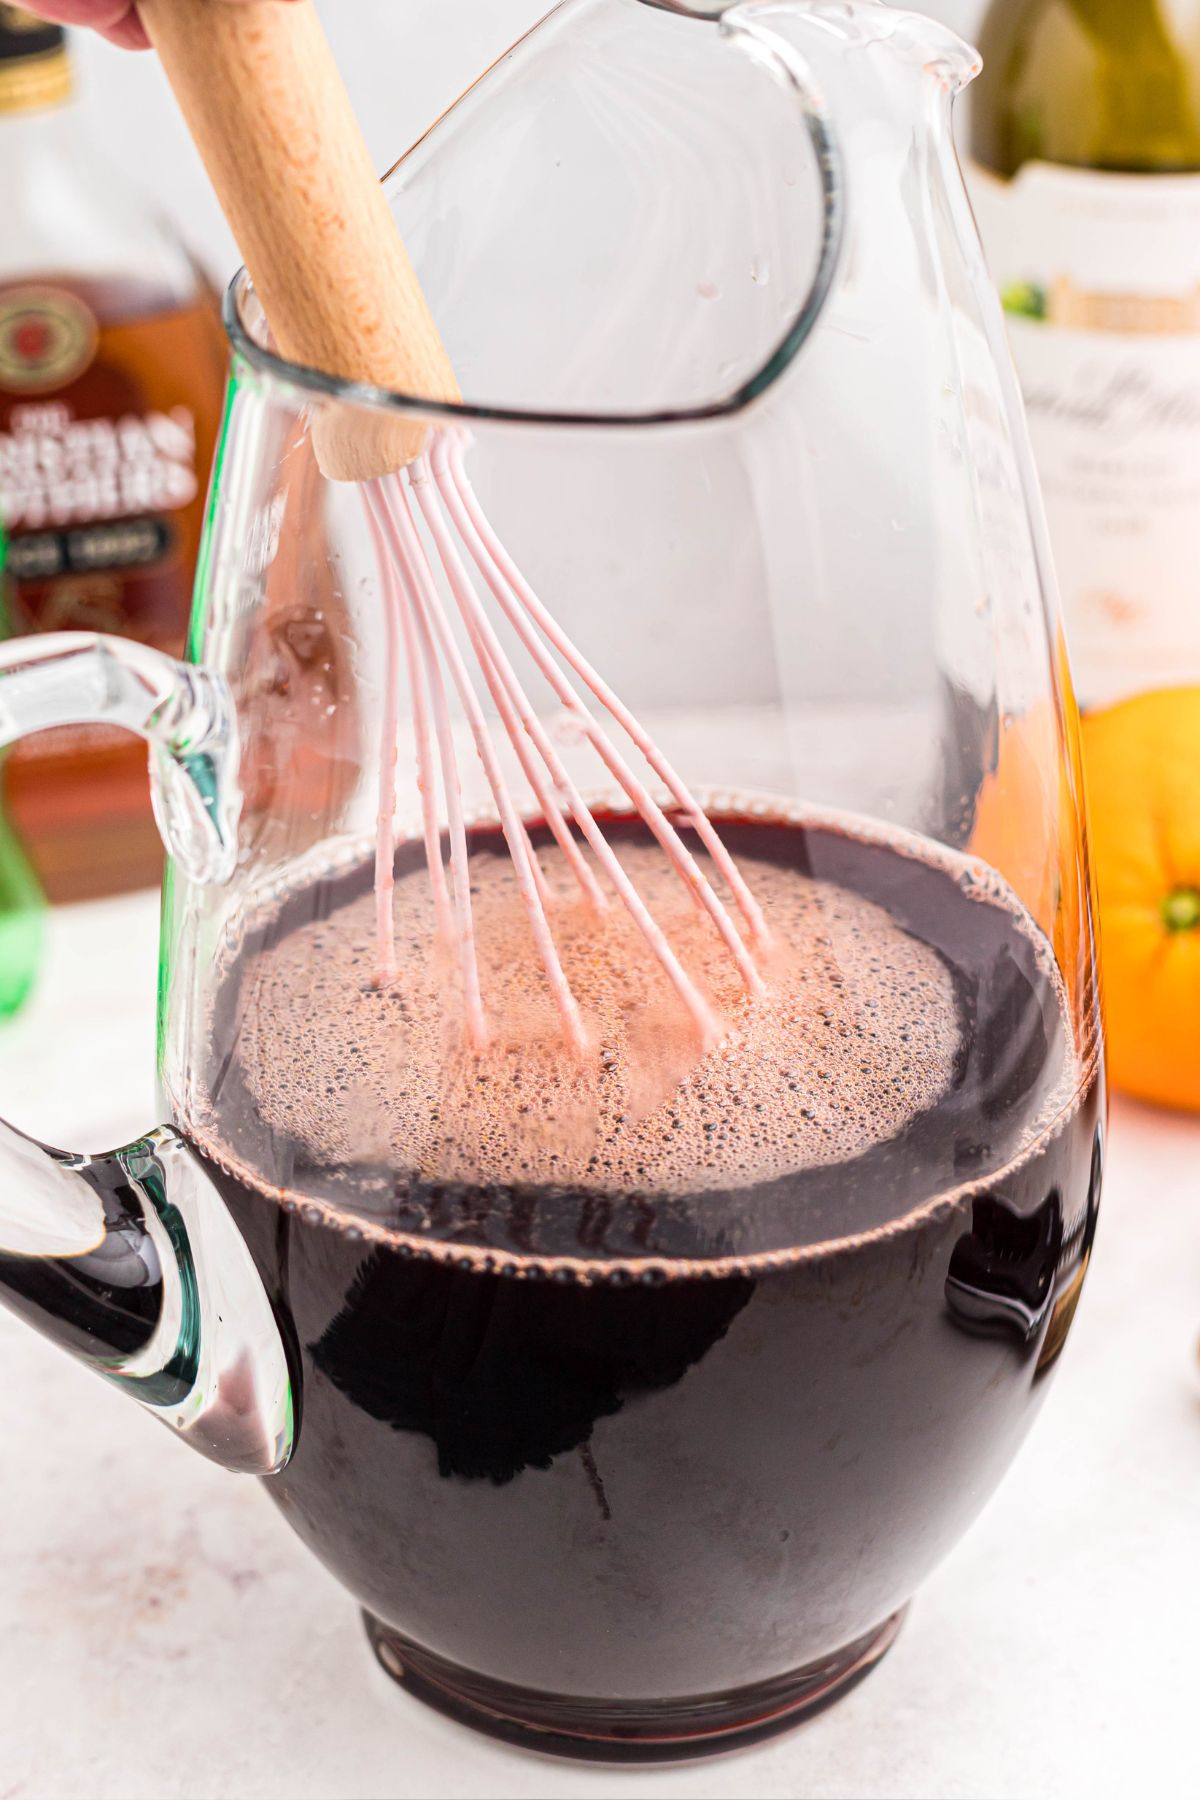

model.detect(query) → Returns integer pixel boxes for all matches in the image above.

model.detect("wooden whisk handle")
[139,0,460,480]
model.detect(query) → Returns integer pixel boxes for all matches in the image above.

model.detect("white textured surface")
[0,890,1197,1800]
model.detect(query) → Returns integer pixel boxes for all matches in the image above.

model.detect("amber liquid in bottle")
[0,11,228,901]
[0,277,226,898]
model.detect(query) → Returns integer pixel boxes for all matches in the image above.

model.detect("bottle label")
[0,279,226,768]
[0,281,224,644]
[968,159,1200,713]
[0,286,97,391]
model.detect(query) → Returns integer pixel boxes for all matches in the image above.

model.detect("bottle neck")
[978,0,1200,174]
[1081,0,1199,170]
[1067,0,1169,42]
[0,6,72,119]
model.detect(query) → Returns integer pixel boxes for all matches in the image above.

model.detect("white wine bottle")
[970,0,1200,715]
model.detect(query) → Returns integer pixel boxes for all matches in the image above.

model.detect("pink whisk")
[135,0,770,1055]
[363,430,769,1056]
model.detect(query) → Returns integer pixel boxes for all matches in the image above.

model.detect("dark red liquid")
[185,816,1102,1758]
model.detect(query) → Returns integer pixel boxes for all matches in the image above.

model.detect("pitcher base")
[363,1607,907,1763]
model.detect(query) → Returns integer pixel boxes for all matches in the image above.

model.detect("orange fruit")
[1081,686,1200,1112]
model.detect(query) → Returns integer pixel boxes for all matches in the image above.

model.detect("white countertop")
[0,892,1197,1800]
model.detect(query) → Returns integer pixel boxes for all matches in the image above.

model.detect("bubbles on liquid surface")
[213,837,963,1197]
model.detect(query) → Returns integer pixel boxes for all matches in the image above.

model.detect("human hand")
[16,0,301,52]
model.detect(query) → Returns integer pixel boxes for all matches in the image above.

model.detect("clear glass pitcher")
[0,0,1104,1762]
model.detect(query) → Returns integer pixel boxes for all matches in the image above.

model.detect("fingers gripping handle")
[0,631,293,1476]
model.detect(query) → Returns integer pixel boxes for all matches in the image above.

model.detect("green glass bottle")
[975,1,1200,176]
[969,0,1200,714]
[0,514,44,1020]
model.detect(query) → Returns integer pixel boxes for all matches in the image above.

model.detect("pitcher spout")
[725,1,981,98]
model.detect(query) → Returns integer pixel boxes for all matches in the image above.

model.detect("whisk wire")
[363,497,403,986]
[365,492,454,965]
[443,434,771,950]
[364,430,770,1054]
[434,436,766,997]
[375,472,589,1056]
[411,453,724,1046]
[412,475,607,914]
[369,480,491,1048]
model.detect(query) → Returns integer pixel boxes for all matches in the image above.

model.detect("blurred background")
[74,0,988,284]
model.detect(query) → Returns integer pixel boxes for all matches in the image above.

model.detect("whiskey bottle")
[0,4,227,899]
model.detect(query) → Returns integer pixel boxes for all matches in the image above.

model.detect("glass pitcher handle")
[0,632,293,1477]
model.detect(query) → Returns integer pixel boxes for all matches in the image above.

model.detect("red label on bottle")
[0,285,97,392]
